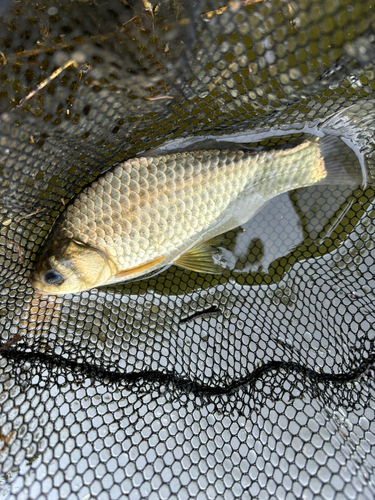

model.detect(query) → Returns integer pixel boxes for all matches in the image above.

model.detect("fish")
[30,136,363,295]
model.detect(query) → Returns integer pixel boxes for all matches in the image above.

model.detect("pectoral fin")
[174,238,225,274]
[115,255,166,278]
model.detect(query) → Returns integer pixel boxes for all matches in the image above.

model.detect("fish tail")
[318,135,365,186]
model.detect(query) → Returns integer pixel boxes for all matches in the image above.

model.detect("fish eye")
[44,270,64,285]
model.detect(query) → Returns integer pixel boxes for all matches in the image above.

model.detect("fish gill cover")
[0,0,375,499]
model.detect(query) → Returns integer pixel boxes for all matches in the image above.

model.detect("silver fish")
[31,136,362,295]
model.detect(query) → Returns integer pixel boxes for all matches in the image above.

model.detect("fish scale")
[31,141,327,294]
[62,144,322,270]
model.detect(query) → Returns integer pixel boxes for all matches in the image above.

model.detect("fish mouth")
[32,287,59,297]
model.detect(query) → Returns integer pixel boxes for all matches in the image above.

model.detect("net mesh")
[1,0,375,498]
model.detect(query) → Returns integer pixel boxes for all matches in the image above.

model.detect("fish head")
[31,238,115,295]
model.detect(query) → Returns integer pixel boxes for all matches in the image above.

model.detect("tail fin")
[317,135,365,186]
[232,133,365,186]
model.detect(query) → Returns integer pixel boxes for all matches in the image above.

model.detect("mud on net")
[1,0,375,499]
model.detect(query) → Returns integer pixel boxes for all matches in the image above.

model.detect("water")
[216,183,358,274]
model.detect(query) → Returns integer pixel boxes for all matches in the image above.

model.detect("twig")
[122,15,137,27]
[0,52,7,66]
[6,239,25,264]
[16,59,77,108]
[0,430,15,453]
[180,305,221,325]
[16,208,45,222]
[7,32,114,62]
[202,0,263,19]
[141,0,153,9]
[0,333,22,350]
[144,95,174,101]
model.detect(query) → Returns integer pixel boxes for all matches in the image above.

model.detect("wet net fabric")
[1,0,375,499]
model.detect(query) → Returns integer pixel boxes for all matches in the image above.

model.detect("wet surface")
[1,1,375,499]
